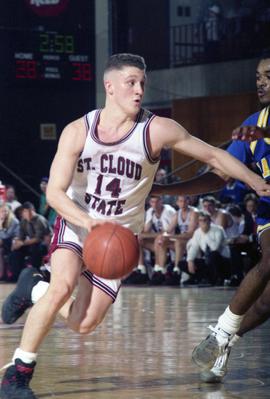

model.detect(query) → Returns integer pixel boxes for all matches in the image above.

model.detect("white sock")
[217,306,245,335]
[12,348,37,364]
[153,264,165,273]
[31,281,49,304]
[137,264,146,274]
[173,266,180,274]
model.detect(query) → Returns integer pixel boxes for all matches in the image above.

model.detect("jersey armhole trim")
[143,115,160,164]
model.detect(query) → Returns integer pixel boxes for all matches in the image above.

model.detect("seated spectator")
[154,168,178,206]
[202,195,235,239]
[155,195,199,285]
[8,201,51,280]
[39,177,57,228]
[124,195,176,285]
[243,192,258,229]
[182,211,231,286]
[227,205,260,284]
[0,202,19,280]
[5,185,22,213]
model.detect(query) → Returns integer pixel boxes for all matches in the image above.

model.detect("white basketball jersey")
[145,204,176,232]
[67,108,160,234]
[177,206,192,234]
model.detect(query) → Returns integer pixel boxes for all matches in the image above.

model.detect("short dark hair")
[22,201,35,210]
[202,195,216,205]
[104,53,146,74]
[198,211,211,222]
[40,177,48,183]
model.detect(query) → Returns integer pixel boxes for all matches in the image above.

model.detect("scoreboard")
[0,0,96,201]
[3,28,93,86]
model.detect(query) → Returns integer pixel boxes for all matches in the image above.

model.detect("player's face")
[256,59,270,106]
[149,197,163,211]
[202,201,215,214]
[106,66,146,116]
[177,196,188,209]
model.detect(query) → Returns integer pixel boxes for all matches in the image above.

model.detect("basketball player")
[154,195,199,284]
[127,194,176,284]
[1,53,270,398]
[190,56,270,383]
[153,55,270,382]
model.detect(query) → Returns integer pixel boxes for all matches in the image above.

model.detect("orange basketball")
[82,222,139,279]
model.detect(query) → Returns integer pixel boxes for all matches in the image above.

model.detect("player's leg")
[198,281,270,384]
[66,272,117,333]
[192,228,270,370]
[0,248,81,398]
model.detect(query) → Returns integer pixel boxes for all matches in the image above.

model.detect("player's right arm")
[46,118,103,232]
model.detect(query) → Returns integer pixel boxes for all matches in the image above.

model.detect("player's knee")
[256,256,270,280]
[46,284,73,309]
[254,297,270,317]
[77,316,102,335]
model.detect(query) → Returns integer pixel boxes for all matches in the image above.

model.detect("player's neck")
[99,107,138,138]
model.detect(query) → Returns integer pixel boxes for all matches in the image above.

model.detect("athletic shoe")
[122,270,148,284]
[149,271,165,285]
[192,325,230,369]
[164,271,180,286]
[200,346,231,383]
[0,358,37,398]
[1,267,43,324]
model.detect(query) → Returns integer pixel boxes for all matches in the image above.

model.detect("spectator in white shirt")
[183,211,231,285]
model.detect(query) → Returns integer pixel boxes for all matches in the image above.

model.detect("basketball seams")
[83,222,139,279]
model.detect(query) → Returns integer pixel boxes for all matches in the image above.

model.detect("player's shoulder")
[163,203,177,213]
[62,116,86,137]
[150,115,178,130]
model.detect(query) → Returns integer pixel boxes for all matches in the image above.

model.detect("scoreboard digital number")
[6,28,93,85]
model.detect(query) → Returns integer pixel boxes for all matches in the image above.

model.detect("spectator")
[125,195,176,285]
[0,203,19,280]
[202,195,234,238]
[154,168,177,206]
[243,193,258,229]
[156,195,199,285]
[183,211,231,285]
[9,201,51,279]
[5,185,22,213]
[39,177,57,228]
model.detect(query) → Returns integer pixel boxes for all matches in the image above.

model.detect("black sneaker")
[122,270,148,284]
[1,267,43,324]
[0,358,37,399]
[149,271,165,285]
[182,277,198,286]
[164,271,180,286]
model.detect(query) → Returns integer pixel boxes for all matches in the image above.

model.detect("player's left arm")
[149,117,270,197]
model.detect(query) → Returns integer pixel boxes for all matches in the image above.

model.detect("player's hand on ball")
[84,217,114,232]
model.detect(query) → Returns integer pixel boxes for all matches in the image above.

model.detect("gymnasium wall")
[171,91,259,180]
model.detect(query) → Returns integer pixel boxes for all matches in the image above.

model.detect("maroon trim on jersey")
[90,108,144,146]
[143,114,160,164]
[84,114,90,136]
[82,270,120,302]
[48,216,82,258]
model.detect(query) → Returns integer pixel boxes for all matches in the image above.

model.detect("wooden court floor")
[1,283,270,399]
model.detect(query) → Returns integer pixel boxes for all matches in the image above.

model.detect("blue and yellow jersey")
[226,106,270,232]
